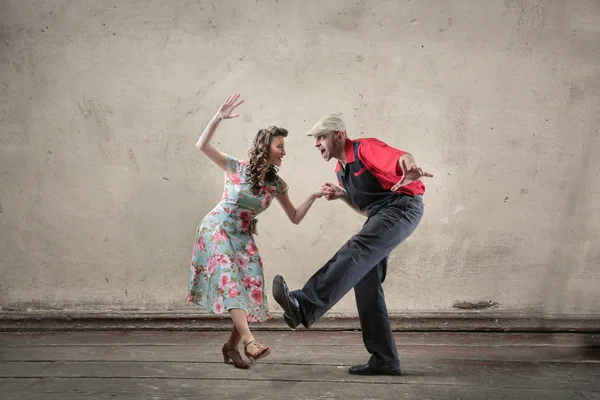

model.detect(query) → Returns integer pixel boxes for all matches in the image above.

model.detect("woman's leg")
[229,308,271,362]
[229,308,255,345]
[222,312,252,369]
[226,325,242,349]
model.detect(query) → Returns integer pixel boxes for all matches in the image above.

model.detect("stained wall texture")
[1,0,599,318]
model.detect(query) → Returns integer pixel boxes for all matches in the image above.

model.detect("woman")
[186,94,323,369]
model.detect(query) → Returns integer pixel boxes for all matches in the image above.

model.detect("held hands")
[216,94,244,120]
[312,185,328,200]
[391,163,433,191]
[321,182,343,201]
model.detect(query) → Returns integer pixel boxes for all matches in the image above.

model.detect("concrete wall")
[1,0,599,318]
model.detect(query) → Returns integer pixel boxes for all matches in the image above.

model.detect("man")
[272,114,432,376]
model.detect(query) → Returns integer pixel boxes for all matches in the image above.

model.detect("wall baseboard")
[1,311,599,332]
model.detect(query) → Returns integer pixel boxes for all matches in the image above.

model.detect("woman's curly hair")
[246,125,288,187]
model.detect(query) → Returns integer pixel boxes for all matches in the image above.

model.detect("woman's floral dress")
[186,155,288,322]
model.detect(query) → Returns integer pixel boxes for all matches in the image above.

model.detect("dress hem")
[186,298,272,323]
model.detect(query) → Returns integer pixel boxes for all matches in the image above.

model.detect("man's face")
[314,131,343,162]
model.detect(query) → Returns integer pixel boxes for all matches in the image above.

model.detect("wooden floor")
[0,330,599,399]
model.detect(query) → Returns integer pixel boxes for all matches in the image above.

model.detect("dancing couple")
[187,94,432,374]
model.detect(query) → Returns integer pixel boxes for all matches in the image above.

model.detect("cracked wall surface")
[1,0,599,316]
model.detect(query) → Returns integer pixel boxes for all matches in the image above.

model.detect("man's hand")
[321,182,344,201]
[391,163,433,191]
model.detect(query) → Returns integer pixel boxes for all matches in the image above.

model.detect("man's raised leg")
[273,195,423,329]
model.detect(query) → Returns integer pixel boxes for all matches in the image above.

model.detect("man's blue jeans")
[293,194,424,371]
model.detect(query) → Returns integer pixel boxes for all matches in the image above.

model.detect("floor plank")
[1,331,598,347]
[2,343,599,363]
[0,378,590,400]
[1,360,599,390]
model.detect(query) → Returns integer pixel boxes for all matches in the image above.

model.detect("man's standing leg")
[350,256,401,374]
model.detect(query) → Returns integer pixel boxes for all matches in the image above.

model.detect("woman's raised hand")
[217,94,244,120]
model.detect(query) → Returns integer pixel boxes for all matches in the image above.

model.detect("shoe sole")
[283,314,298,330]
[272,275,300,330]
[348,368,402,376]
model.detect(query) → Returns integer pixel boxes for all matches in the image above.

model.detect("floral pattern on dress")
[187,155,288,322]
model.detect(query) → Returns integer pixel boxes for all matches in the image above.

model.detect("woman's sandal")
[222,343,251,369]
[244,340,271,363]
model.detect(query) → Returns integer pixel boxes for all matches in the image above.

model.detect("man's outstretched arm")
[391,153,433,191]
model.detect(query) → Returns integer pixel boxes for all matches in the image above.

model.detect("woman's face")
[267,136,286,167]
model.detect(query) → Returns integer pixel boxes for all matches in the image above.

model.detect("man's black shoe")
[272,275,302,329]
[348,364,401,376]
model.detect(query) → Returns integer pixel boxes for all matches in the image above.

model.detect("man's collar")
[344,138,355,163]
[335,138,355,172]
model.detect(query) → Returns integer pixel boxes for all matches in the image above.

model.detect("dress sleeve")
[274,176,289,197]
[225,155,242,183]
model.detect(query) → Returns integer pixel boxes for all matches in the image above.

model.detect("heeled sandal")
[244,340,271,363]
[222,343,251,369]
